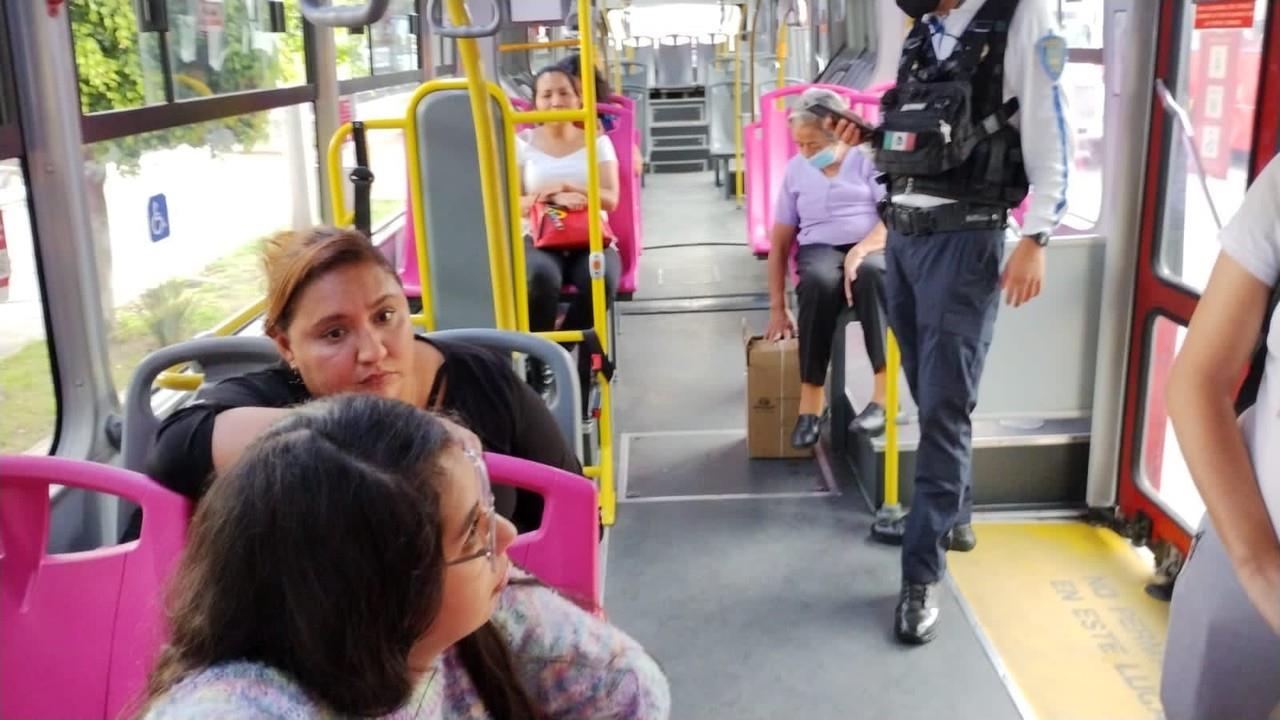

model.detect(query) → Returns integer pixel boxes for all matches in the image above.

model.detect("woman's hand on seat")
[844,248,865,306]
[766,309,795,341]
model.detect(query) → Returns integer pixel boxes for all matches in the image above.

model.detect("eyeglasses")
[445,448,497,568]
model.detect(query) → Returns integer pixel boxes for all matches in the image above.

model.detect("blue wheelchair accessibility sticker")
[1037,34,1067,83]
[148,193,170,243]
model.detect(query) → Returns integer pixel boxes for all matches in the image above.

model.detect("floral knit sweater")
[142,579,669,719]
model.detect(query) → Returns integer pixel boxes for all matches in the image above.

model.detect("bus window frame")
[71,4,429,146]
[0,10,19,159]
[3,1,69,457]
[1118,0,1277,557]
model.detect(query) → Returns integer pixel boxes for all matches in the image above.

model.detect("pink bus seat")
[747,84,887,257]
[1,456,191,720]
[1010,195,1031,228]
[401,98,643,301]
[745,119,767,255]
[485,453,601,611]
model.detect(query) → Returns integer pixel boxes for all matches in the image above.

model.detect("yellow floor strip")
[949,523,1169,720]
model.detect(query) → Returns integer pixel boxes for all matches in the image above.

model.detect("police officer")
[832,0,1071,644]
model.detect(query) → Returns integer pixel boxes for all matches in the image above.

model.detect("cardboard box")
[745,326,811,459]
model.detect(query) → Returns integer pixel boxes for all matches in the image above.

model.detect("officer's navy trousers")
[884,227,1004,585]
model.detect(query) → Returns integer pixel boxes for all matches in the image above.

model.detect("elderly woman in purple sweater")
[765,88,890,449]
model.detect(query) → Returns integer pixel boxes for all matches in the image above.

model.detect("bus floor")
[603,171,1021,719]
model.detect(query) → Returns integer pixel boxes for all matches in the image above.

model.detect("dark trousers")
[526,239,621,332]
[795,243,887,386]
[885,228,1003,585]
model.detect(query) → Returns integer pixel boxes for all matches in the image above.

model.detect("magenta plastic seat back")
[745,120,767,255]
[1,456,191,720]
[399,201,423,299]
[748,84,887,256]
[486,453,600,610]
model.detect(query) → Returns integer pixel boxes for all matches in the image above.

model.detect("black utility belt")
[878,200,1008,236]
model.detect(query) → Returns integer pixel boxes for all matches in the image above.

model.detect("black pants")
[795,243,888,386]
[885,228,1003,585]
[526,239,621,332]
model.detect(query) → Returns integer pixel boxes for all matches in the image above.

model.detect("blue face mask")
[808,146,839,170]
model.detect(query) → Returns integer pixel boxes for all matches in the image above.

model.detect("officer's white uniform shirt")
[891,0,1074,238]
[1220,153,1280,543]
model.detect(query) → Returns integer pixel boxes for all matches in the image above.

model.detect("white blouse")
[516,133,617,197]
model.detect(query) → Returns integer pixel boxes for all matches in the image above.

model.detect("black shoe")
[894,581,940,644]
[790,414,821,449]
[526,359,556,403]
[947,523,977,552]
[849,402,887,437]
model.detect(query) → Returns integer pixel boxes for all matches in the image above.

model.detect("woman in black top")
[147,227,581,526]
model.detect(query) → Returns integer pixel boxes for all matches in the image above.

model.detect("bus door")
[1116,0,1277,576]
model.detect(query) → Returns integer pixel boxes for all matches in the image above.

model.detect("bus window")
[70,0,305,111]
[339,0,419,80]
[1057,0,1104,232]
[1138,316,1204,531]
[83,104,318,391]
[371,2,420,75]
[0,159,57,455]
[1157,0,1268,293]
[338,27,373,81]
[69,1,165,112]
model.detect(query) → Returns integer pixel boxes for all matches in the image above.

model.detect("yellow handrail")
[153,297,269,390]
[437,0,617,525]
[733,31,745,207]
[325,117,407,230]
[884,330,900,507]
[774,21,787,109]
[499,38,581,52]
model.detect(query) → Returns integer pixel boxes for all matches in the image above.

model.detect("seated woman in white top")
[517,63,622,337]
[1162,153,1280,720]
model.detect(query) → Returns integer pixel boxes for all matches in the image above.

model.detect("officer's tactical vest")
[874,0,1029,209]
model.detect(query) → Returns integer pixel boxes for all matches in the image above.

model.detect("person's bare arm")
[765,224,798,340]
[210,406,293,474]
[1167,252,1280,635]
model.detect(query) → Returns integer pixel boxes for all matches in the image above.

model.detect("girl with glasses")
[137,395,669,719]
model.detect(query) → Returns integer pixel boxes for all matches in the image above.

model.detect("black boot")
[947,523,977,552]
[894,581,940,644]
[790,414,821,449]
[849,402,887,437]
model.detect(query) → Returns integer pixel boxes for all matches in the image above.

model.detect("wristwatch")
[1029,231,1051,247]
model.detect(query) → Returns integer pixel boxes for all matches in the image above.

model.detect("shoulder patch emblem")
[1037,34,1067,82]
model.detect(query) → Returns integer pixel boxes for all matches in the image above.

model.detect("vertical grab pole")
[733,32,745,207]
[577,0,616,527]
[774,19,787,110]
[872,330,907,541]
[884,330,900,507]
[443,0,516,330]
[501,92,531,334]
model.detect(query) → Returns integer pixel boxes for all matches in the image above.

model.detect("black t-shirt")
[146,337,581,511]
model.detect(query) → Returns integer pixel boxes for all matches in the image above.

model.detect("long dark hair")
[556,52,611,102]
[137,395,539,718]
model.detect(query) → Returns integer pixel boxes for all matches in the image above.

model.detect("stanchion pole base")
[871,504,907,545]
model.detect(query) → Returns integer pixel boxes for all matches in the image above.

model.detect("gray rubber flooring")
[633,171,767,302]
[604,171,1022,720]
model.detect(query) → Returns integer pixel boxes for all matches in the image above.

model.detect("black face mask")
[896,0,941,19]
